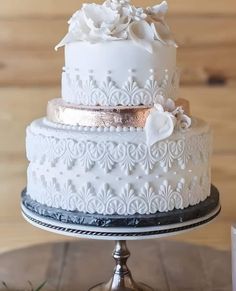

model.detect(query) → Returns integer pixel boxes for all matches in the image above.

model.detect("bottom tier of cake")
[26,117,212,215]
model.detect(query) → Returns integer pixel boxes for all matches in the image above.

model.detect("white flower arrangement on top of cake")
[55,0,177,53]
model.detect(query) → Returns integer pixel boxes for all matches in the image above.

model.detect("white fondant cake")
[25,0,213,217]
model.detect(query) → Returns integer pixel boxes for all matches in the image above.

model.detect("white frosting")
[62,40,177,106]
[55,0,176,51]
[26,117,212,215]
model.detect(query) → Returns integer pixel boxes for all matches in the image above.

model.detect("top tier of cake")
[56,0,178,107]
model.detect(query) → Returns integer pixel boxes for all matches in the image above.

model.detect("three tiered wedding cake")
[25,0,212,217]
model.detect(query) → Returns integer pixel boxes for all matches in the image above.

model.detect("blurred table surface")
[0,0,236,254]
[0,240,232,291]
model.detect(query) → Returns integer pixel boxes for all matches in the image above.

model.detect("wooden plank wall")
[1,0,236,86]
[0,0,236,253]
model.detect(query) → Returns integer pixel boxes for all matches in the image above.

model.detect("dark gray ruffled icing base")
[21,185,219,229]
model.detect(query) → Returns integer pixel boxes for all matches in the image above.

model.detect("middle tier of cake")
[26,116,211,216]
[47,98,190,128]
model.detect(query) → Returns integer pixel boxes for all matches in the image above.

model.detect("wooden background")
[0,0,236,254]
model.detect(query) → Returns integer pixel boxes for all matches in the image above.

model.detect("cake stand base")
[89,240,154,291]
[90,282,152,291]
[21,185,221,290]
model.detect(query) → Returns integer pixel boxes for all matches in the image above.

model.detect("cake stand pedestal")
[89,240,153,291]
[21,185,220,291]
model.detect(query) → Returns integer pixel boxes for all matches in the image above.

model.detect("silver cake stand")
[21,185,220,291]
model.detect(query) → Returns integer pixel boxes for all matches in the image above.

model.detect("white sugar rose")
[83,4,120,39]
[56,3,130,49]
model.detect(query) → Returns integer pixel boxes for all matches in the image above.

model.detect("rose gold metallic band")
[47,98,190,128]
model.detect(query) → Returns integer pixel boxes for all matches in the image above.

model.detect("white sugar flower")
[128,20,155,53]
[150,21,177,47]
[55,3,130,49]
[145,1,177,47]
[173,106,192,131]
[83,4,120,40]
[128,1,177,53]
[130,6,147,21]
[145,102,176,146]
[146,1,168,20]
[103,0,131,11]
[145,96,191,145]
[55,0,177,52]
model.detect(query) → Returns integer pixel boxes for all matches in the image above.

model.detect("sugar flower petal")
[82,3,119,31]
[177,113,192,130]
[145,109,176,146]
[128,20,154,53]
[151,21,177,47]
[147,1,168,18]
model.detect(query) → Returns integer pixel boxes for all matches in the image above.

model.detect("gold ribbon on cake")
[47,98,190,128]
